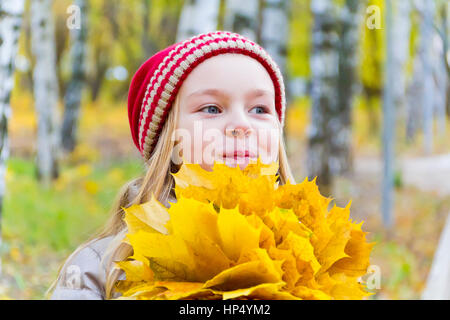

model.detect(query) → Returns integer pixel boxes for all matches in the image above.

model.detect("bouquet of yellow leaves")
[114,159,374,300]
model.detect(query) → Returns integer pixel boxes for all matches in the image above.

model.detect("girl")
[48,30,295,300]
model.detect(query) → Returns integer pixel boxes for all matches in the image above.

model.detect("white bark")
[31,0,60,186]
[391,0,411,120]
[432,32,448,135]
[420,0,436,154]
[176,0,220,42]
[224,0,260,41]
[307,0,340,192]
[382,0,395,228]
[0,0,25,276]
[62,0,88,153]
[407,0,448,143]
[406,34,424,140]
[333,0,363,175]
[260,0,290,103]
[307,0,362,191]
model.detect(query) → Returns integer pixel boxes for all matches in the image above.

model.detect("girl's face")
[174,53,280,171]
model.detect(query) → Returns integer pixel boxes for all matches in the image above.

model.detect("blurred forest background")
[0,0,449,299]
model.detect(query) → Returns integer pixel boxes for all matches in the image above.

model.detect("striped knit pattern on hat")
[127,30,286,161]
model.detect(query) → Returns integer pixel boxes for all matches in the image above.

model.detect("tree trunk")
[333,0,364,176]
[447,83,450,119]
[307,0,340,195]
[382,0,395,228]
[89,55,108,102]
[307,0,363,192]
[432,3,448,136]
[0,0,25,276]
[444,1,450,118]
[420,0,435,154]
[406,39,423,141]
[439,2,450,118]
[54,3,70,102]
[260,0,291,106]
[389,0,411,123]
[61,0,88,154]
[406,0,436,147]
[177,0,221,42]
[31,0,60,186]
[224,0,260,41]
[433,36,448,136]
[141,0,159,59]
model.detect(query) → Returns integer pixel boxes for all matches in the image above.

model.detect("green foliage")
[394,170,403,189]
[287,0,311,78]
[406,7,420,78]
[359,0,385,94]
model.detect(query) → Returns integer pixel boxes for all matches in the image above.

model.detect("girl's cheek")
[256,127,279,163]
[172,125,221,166]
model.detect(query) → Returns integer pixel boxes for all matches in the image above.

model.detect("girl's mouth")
[222,150,255,159]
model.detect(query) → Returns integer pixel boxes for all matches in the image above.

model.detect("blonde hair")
[46,93,295,299]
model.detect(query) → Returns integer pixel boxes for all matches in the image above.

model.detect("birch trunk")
[406,37,423,140]
[307,0,340,194]
[0,0,25,276]
[390,0,411,121]
[177,0,220,42]
[31,0,60,186]
[421,0,436,154]
[433,1,450,136]
[141,0,156,58]
[432,28,448,136]
[333,0,363,176]
[61,0,88,154]
[260,0,291,105]
[443,2,450,118]
[224,0,260,41]
[406,0,435,146]
[382,0,395,228]
[307,0,363,191]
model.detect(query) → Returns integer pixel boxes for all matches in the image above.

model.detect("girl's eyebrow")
[187,88,228,99]
[187,88,274,99]
[245,89,274,99]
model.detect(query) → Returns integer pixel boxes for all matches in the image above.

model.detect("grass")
[4,156,144,251]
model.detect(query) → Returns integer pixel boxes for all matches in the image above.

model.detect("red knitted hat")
[128,30,286,161]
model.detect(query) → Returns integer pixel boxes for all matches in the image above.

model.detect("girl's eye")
[250,106,268,114]
[200,105,221,114]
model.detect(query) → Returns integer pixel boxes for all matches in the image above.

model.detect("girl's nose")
[225,126,253,138]
[225,106,254,138]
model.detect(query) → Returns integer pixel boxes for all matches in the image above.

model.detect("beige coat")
[50,236,124,300]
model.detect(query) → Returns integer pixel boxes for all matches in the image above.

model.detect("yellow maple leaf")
[215,282,298,300]
[122,194,170,235]
[115,260,153,282]
[217,208,261,262]
[203,250,283,291]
